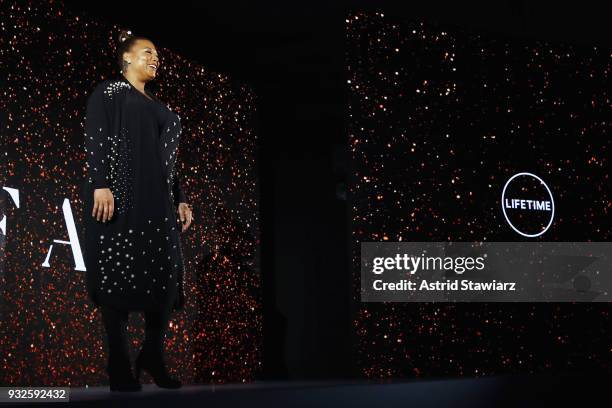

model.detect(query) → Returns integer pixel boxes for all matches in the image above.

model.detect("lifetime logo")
[504,198,552,211]
[501,172,555,238]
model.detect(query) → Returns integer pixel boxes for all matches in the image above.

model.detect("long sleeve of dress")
[173,177,188,206]
[84,84,111,189]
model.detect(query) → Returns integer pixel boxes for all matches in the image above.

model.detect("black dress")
[81,77,188,313]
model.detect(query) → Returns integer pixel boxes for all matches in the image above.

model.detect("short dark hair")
[116,29,151,75]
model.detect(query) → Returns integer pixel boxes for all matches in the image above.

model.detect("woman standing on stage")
[82,29,193,391]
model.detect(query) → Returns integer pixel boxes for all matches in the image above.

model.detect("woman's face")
[123,39,160,80]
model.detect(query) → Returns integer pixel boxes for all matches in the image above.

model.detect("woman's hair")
[116,29,151,75]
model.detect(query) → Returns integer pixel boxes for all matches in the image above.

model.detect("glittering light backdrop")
[0,1,261,385]
[347,12,611,377]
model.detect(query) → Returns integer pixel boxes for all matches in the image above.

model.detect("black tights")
[100,305,171,361]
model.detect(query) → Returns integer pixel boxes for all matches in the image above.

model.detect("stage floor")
[3,374,608,407]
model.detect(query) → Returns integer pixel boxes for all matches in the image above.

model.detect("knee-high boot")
[134,307,182,389]
[100,305,142,391]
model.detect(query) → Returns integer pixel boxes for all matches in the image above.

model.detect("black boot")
[107,354,142,392]
[100,305,141,392]
[135,347,182,389]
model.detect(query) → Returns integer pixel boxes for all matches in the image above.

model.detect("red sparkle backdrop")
[347,12,610,378]
[0,1,261,385]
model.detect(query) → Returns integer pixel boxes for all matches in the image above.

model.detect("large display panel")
[347,12,610,377]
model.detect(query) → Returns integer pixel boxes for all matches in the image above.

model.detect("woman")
[82,29,193,391]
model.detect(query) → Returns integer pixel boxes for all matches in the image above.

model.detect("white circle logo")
[501,172,555,238]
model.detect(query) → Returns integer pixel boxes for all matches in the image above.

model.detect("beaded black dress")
[81,77,188,313]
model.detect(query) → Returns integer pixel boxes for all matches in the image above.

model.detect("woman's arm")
[84,83,111,189]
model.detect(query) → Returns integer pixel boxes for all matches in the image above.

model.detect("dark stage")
[3,376,607,408]
[0,374,606,407]
[1,0,611,406]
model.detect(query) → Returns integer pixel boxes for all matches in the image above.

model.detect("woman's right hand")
[93,188,114,223]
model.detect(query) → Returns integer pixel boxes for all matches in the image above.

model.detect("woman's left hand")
[178,202,193,232]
